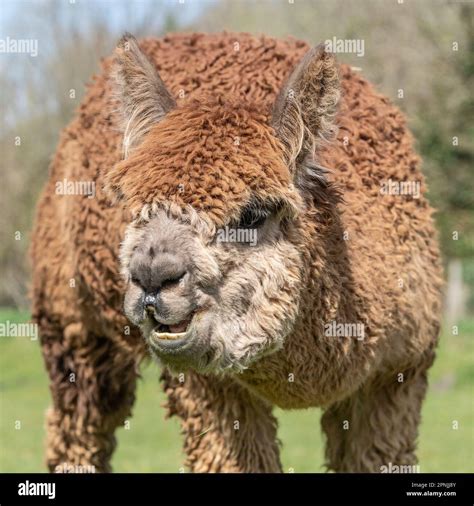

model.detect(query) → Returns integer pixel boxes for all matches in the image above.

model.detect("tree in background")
[418,4,474,318]
[0,0,182,306]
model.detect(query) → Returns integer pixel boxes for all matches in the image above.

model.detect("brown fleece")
[30,32,442,473]
[105,97,296,225]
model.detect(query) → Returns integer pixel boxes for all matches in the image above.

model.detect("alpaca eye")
[237,208,267,229]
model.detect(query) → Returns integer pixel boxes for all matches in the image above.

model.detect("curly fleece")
[30,32,443,473]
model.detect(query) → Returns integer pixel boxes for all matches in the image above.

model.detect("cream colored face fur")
[122,204,303,373]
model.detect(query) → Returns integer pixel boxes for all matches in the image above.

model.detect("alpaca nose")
[131,252,187,295]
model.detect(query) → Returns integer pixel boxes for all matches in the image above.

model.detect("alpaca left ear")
[112,33,176,158]
[271,45,340,185]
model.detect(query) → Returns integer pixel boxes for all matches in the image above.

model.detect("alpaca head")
[107,34,340,373]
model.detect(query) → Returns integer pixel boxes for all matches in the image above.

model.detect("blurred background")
[0,0,473,472]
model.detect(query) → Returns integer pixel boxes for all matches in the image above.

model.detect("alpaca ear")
[112,33,176,158]
[271,45,340,185]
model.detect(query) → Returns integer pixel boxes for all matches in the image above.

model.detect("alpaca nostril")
[160,271,186,290]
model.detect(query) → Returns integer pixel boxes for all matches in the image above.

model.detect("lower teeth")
[152,330,186,341]
[164,334,184,340]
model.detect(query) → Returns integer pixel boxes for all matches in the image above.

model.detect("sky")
[0,0,208,40]
[0,0,214,126]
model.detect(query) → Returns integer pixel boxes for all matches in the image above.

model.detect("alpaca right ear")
[113,33,176,158]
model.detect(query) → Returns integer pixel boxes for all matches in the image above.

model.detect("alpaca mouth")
[150,313,194,341]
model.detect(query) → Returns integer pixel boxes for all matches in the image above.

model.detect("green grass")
[0,309,472,473]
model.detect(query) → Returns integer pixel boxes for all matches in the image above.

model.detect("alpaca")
[30,32,443,473]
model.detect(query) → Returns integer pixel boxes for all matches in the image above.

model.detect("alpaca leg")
[321,360,433,472]
[162,370,281,472]
[39,319,138,473]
